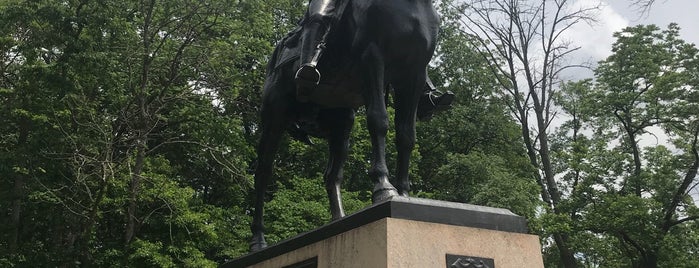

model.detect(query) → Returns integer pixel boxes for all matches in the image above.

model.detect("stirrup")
[295,64,321,102]
[295,64,321,87]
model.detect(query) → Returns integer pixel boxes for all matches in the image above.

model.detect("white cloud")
[565,0,629,61]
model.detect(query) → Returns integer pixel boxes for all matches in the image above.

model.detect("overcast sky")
[569,0,698,64]
[607,0,699,45]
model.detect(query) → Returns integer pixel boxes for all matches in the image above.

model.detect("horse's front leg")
[250,81,290,252]
[362,44,398,203]
[319,108,355,220]
[391,68,426,196]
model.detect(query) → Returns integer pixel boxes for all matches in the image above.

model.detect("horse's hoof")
[372,187,398,203]
[249,238,268,252]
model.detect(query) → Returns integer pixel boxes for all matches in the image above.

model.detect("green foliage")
[5,0,697,267]
[432,152,539,218]
[0,0,299,266]
[264,176,370,244]
[548,24,699,267]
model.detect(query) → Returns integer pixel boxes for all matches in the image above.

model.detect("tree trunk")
[9,120,30,253]
[124,145,145,245]
[554,233,579,268]
[78,162,111,265]
[517,99,577,268]
[615,112,643,196]
[9,175,24,253]
[532,89,577,268]
[519,109,553,205]
[638,252,658,268]
[626,129,642,196]
[124,0,155,246]
[539,129,578,268]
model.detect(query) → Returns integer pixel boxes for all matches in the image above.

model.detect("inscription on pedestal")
[446,254,495,268]
[282,257,317,268]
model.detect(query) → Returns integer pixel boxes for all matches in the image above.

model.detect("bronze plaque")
[446,254,495,268]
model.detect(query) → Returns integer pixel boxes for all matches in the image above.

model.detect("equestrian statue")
[250,0,453,251]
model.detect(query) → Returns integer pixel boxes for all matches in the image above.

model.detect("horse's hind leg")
[318,108,355,220]
[250,83,289,252]
[362,44,398,203]
[391,68,427,196]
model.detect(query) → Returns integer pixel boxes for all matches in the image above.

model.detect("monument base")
[223,197,544,268]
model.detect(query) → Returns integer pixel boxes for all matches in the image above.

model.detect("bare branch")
[629,0,657,15]
[447,1,598,265]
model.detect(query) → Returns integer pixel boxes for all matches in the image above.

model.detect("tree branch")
[619,231,647,257]
[669,216,699,228]
[662,125,699,232]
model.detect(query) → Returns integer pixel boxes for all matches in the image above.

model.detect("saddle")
[273,26,303,70]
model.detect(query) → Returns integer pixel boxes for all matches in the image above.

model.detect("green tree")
[0,0,305,266]
[551,24,699,267]
[586,24,699,268]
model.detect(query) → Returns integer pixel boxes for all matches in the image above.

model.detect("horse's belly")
[308,81,364,108]
[307,63,364,108]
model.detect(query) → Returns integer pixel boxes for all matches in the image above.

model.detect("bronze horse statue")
[250,0,440,251]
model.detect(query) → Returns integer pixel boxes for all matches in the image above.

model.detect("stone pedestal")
[223,197,544,268]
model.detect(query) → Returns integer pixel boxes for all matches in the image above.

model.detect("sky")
[606,0,699,45]
[565,0,698,71]
[565,0,699,203]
